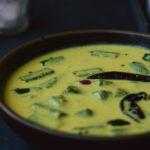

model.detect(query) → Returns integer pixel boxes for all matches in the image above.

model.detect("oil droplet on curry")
[4,44,150,136]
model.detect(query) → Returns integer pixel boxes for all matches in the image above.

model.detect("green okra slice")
[63,85,81,94]
[47,95,66,107]
[20,68,54,82]
[109,127,129,136]
[49,108,67,118]
[114,88,129,98]
[31,103,67,118]
[40,77,57,88]
[28,113,62,128]
[72,127,89,135]
[28,113,42,124]
[12,87,41,94]
[75,108,93,117]
[73,67,103,77]
[129,62,148,74]
[90,50,119,58]
[23,95,34,100]
[92,90,111,101]
[31,103,49,111]
[40,56,64,66]
[72,124,104,135]
[143,53,150,62]
[94,79,113,87]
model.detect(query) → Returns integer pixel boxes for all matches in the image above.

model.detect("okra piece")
[40,56,64,66]
[49,108,67,118]
[31,103,48,111]
[23,95,34,100]
[143,53,150,62]
[129,61,148,74]
[13,87,41,94]
[109,127,128,136]
[75,108,93,117]
[40,77,57,88]
[72,127,89,135]
[90,50,119,58]
[31,103,67,118]
[114,88,129,98]
[28,113,62,128]
[63,85,81,94]
[30,87,42,92]
[20,68,54,82]
[72,124,104,135]
[94,79,113,87]
[73,67,103,77]
[28,114,45,126]
[47,95,66,107]
[107,119,130,126]
[92,90,111,101]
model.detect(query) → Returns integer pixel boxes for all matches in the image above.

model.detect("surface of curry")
[4,44,150,136]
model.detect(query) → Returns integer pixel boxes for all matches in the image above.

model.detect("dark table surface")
[0,0,143,149]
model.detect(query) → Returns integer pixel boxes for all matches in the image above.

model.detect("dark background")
[0,0,145,149]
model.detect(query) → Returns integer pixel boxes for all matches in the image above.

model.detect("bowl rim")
[1,29,150,142]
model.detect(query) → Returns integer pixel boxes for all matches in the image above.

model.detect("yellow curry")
[4,44,150,136]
